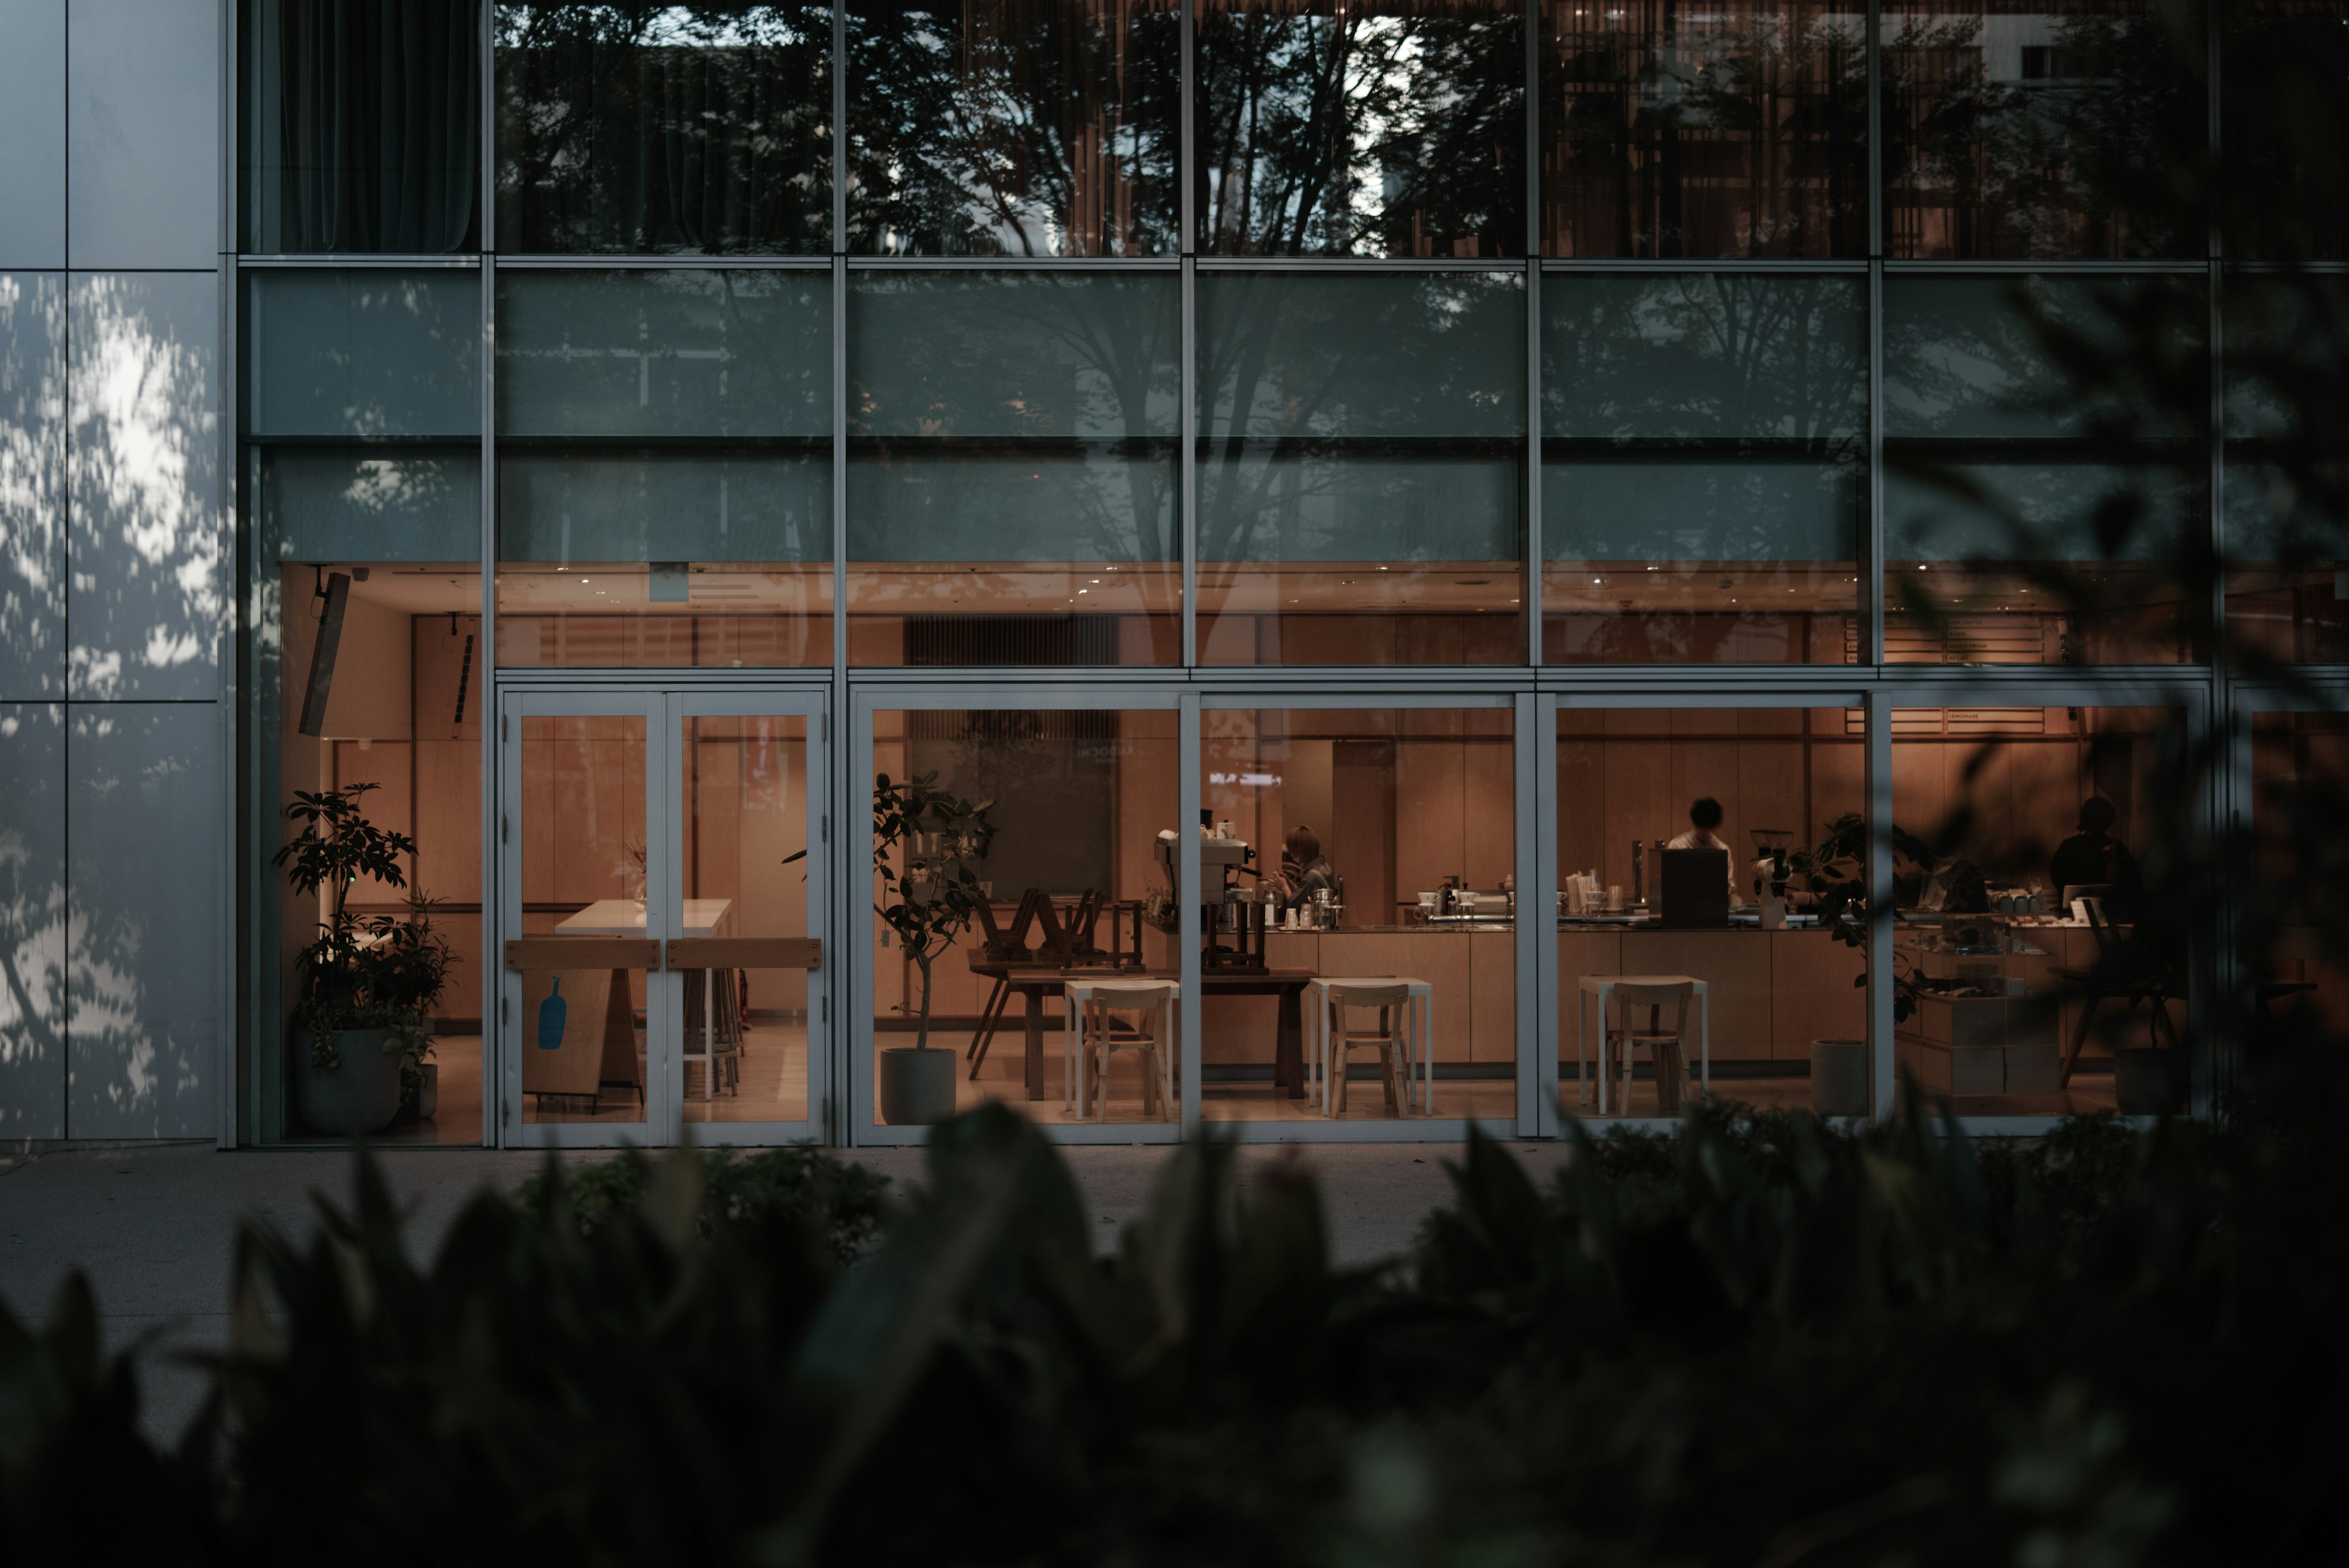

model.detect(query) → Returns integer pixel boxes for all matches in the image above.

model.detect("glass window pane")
[494,3,832,255]
[2221,1,2349,261]
[1542,272,1865,663]
[242,0,482,254]
[1197,0,1525,258]
[1538,0,1866,259]
[1557,707,1865,1118]
[265,562,483,1144]
[680,715,814,1124]
[1891,705,2186,1117]
[1202,707,1517,1125]
[845,0,1179,256]
[1883,0,2205,260]
[2221,276,2349,663]
[245,270,480,437]
[1197,270,1525,664]
[869,707,1179,1126]
[847,270,1179,666]
[1882,273,2206,663]
[496,269,829,437]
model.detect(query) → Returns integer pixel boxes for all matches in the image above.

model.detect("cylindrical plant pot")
[880,1046,959,1126]
[2114,1047,2186,1115]
[1811,1039,1871,1118]
[415,1061,439,1123]
[295,1027,406,1138]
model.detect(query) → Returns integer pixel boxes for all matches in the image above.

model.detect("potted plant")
[1787,812,1935,1117]
[872,770,995,1126]
[273,783,454,1137]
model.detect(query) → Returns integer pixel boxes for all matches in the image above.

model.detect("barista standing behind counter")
[2050,797,2139,908]
[1666,797,1742,898]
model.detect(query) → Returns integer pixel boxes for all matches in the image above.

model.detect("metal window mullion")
[1182,256,1198,669]
[1180,0,1195,256]
[1865,688,1894,1120]
[1179,691,1201,1134]
[1867,0,1882,262]
[832,0,847,250]
[830,251,850,1142]
[1868,258,1886,667]
[1519,691,1549,1137]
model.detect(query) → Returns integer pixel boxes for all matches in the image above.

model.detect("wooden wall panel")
[1395,740,1464,899]
[1463,740,1515,890]
[1771,932,1865,1060]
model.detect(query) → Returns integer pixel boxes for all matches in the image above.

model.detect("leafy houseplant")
[871,770,994,1124]
[273,783,454,1135]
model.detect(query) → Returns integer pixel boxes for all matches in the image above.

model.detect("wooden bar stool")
[1077,981,1178,1120]
[1606,981,1694,1115]
[1324,982,1416,1118]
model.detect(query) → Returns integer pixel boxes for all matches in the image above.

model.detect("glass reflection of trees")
[1196,270,1524,570]
[848,0,1179,255]
[848,272,1179,581]
[1197,0,1526,257]
[2220,1,2349,261]
[495,3,832,254]
[1542,273,1865,663]
[1883,0,2203,260]
[1539,0,1866,259]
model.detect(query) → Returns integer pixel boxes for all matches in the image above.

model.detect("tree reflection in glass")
[1882,0,2203,260]
[495,2,833,254]
[847,0,1179,255]
[1197,0,1526,257]
[1542,273,1865,663]
[1539,0,1866,259]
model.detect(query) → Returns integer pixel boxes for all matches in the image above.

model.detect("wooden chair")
[1077,981,1178,1121]
[1606,981,1694,1115]
[1324,983,1417,1118]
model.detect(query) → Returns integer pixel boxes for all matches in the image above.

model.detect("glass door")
[499,688,829,1146]
[670,692,829,1143]
[500,691,665,1146]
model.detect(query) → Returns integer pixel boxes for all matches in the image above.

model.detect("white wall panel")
[66,0,220,270]
[0,704,66,1139]
[1,274,65,698]
[67,702,218,1139]
[68,272,221,699]
[0,0,66,270]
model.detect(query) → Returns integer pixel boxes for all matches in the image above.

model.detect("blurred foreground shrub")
[2,1049,2345,1566]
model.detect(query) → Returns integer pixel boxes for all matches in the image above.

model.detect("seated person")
[1272,825,1337,915]
[2051,797,2139,901]
[1666,797,1741,898]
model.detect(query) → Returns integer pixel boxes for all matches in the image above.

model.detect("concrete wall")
[0,0,225,1142]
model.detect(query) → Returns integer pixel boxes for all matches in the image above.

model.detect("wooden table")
[966,960,1315,1101]
[559,898,734,1099]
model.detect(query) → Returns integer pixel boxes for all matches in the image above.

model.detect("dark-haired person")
[2050,797,2139,904]
[1273,825,1338,915]
[1666,797,1740,897]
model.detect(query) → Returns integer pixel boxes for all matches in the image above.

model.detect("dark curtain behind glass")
[847,0,1179,255]
[243,0,483,253]
[495,4,832,253]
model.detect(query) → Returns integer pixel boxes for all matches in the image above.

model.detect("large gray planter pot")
[879,1047,959,1126]
[295,1027,406,1138]
[2114,1047,2186,1115]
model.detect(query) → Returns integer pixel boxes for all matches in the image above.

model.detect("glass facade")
[233,0,2320,1145]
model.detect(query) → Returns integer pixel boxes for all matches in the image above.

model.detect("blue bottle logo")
[536,979,567,1051]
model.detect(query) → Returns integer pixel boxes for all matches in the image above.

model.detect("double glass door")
[498,689,829,1146]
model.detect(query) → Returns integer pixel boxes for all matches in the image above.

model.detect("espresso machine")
[1155,812,1268,972]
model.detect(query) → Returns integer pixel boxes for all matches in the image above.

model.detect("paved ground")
[0,1136,1574,1443]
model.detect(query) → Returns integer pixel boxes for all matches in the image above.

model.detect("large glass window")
[246,266,486,1145]
[1891,704,2186,1116]
[2249,710,2349,1046]
[847,0,1179,256]
[1542,272,1865,663]
[847,270,1180,666]
[1883,273,2206,663]
[494,3,833,254]
[1538,0,1866,260]
[1196,0,1526,258]
[242,0,483,254]
[868,706,1179,1126]
[1557,706,1866,1118]
[1882,0,2205,260]
[2219,1,2349,261]
[1202,705,1517,1126]
[494,269,832,666]
[2221,276,2349,664]
[1197,270,1526,664]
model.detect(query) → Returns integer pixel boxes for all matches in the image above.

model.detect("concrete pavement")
[0,1136,1573,1443]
